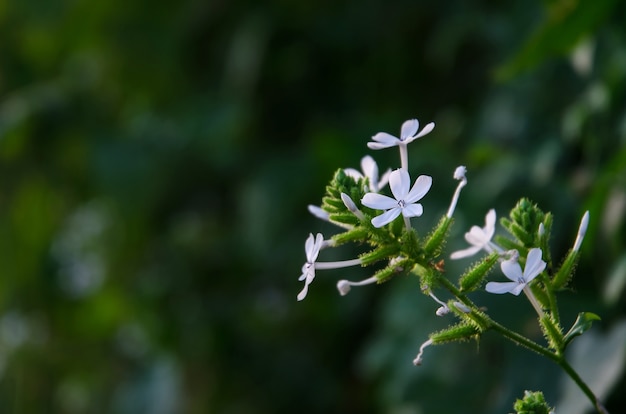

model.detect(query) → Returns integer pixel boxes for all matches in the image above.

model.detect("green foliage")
[512,390,554,414]
[459,253,499,292]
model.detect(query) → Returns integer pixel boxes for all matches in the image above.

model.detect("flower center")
[397,199,406,208]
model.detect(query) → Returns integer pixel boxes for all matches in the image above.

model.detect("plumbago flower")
[450,209,502,259]
[297,233,324,301]
[486,248,546,296]
[368,119,435,170]
[361,169,432,228]
[344,155,391,193]
[367,119,435,149]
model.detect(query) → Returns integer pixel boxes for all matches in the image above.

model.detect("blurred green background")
[1,0,625,413]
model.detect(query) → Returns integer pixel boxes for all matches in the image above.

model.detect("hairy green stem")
[433,272,608,413]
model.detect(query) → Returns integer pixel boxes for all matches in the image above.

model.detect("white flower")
[336,276,378,296]
[367,119,435,150]
[297,233,324,301]
[573,210,589,252]
[344,155,391,193]
[361,169,432,228]
[486,248,546,296]
[450,209,500,259]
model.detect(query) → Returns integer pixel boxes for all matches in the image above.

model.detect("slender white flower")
[297,233,324,301]
[450,209,502,259]
[573,210,590,252]
[307,205,330,221]
[413,338,433,366]
[307,205,353,230]
[486,248,546,296]
[344,155,391,193]
[446,165,468,218]
[296,234,363,301]
[367,119,435,171]
[336,276,378,296]
[361,169,432,229]
[340,193,365,221]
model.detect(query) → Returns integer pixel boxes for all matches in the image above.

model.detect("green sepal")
[529,282,550,309]
[423,216,453,258]
[359,244,399,266]
[332,227,369,245]
[512,390,554,414]
[539,314,564,352]
[328,212,359,226]
[502,198,547,249]
[552,248,579,290]
[372,258,412,283]
[430,323,481,344]
[459,252,499,292]
[563,312,601,348]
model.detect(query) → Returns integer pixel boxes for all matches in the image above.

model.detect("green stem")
[434,273,608,413]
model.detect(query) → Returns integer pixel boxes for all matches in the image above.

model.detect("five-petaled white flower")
[367,119,435,150]
[344,155,391,193]
[297,233,324,301]
[486,248,546,296]
[361,169,432,228]
[450,209,501,259]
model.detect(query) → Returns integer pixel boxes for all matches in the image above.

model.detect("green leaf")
[563,312,601,348]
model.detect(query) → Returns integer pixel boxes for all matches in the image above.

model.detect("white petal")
[401,203,423,218]
[415,122,435,138]
[304,233,315,258]
[307,205,329,221]
[400,119,419,140]
[405,175,432,203]
[450,245,482,259]
[361,155,377,181]
[367,142,396,150]
[465,226,488,246]
[370,132,399,145]
[523,248,546,282]
[371,208,401,228]
[510,283,526,296]
[362,193,398,210]
[485,281,517,294]
[389,169,410,200]
[377,169,392,191]
[297,283,310,301]
[344,168,363,180]
[501,258,523,283]
[307,233,323,263]
[484,209,497,239]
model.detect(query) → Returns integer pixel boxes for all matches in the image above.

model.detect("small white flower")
[450,209,500,259]
[344,155,391,193]
[336,276,378,296]
[297,233,324,301]
[486,248,546,296]
[361,169,432,228]
[307,205,330,221]
[367,119,435,150]
[573,211,589,252]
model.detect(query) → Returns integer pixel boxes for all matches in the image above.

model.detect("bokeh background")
[1,0,625,413]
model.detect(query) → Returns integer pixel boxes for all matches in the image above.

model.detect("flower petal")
[343,168,363,180]
[485,281,518,294]
[370,132,399,146]
[415,122,435,139]
[501,258,523,283]
[371,208,401,228]
[523,248,546,282]
[297,283,310,301]
[484,209,496,238]
[465,226,488,246]
[361,156,377,181]
[400,119,419,140]
[378,169,392,191]
[362,193,398,210]
[389,169,410,200]
[405,175,432,203]
[450,245,482,260]
[401,203,423,218]
[367,142,395,150]
[510,283,526,296]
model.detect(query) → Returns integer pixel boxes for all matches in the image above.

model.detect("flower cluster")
[294,116,603,413]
